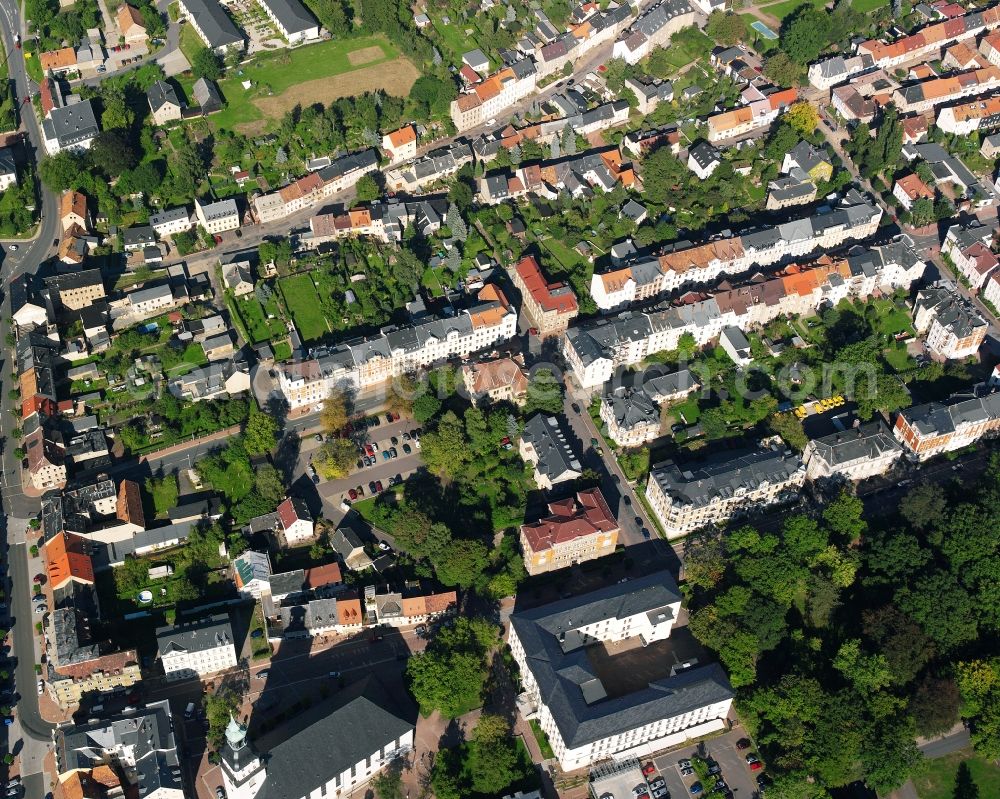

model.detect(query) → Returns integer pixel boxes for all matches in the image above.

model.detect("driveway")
[652,727,758,799]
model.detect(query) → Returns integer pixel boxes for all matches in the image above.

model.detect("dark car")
[403,443,412,454]
[736,738,751,750]
[369,481,378,494]
[375,480,384,492]
[572,402,581,413]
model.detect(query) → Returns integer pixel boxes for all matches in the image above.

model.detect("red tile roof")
[305,562,342,588]
[45,531,95,589]
[514,255,578,315]
[521,488,618,553]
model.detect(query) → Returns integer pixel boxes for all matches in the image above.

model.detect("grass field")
[658,27,714,72]
[230,293,286,344]
[760,0,825,19]
[913,750,1000,799]
[179,23,204,66]
[884,345,914,372]
[211,37,418,133]
[430,16,482,66]
[279,274,328,342]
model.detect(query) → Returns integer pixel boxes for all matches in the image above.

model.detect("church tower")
[219,715,266,799]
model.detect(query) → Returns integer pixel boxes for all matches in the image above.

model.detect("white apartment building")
[803,419,904,481]
[127,283,175,316]
[195,198,240,233]
[254,150,380,223]
[149,207,193,237]
[509,571,734,771]
[568,240,925,389]
[942,221,998,291]
[808,53,876,90]
[611,0,696,65]
[450,61,537,131]
[257,0,318,44]
[914,282,988,360]
[275,285,517,409]
[589,197,882,311]
[894,390,1000,460]
[156,613,238,681]
[646,447,806,538]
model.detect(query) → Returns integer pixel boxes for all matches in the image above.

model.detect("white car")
[34,604,47,614]
[486,118,497,126]
[36,679,44,695]
[7,244,17,251]
[377,542,391,551]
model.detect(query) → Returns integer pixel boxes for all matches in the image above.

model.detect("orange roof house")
[40,48,77,72]
[336,596,363,626]
[117,3,147,40]
[116,479,145,528]
[45,531,96,589]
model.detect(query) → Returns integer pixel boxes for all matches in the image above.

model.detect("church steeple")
[220,713,265,799]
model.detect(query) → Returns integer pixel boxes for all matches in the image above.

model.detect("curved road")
[0,0,59,795]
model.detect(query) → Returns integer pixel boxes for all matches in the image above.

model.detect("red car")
[642,762,656,777]
[375,480,384,492]
[749,762,763,772]
[364,444,374,456]
[348,489,358,500]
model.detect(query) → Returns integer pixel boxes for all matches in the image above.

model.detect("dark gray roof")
[510,572,732,748]
[649,447,804,509]
[269,568,306,597]
[123,225,156,246]
[43,100,99,148]
[689,141,721,170]
[193,77,223,109]
[807,419,902,468]
[0,146,15,176]
[248,677,414,799]
[318,149,379,182]
[902,390,1000,436]
[147,80,181,113]
[259,0,316,34]
[521,414,582,481]
[156,612,234,656]
[56,700,182,799]
[915,282,988,339]
[182,0,243,48]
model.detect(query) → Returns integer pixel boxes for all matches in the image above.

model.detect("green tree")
[313,438,356,479]
[203,689,240,749]
[406,617,497,717]
[468,714,523,795]
[320,389,348,434]
[524,368,564,415]
[706,11,746,45]
[39,152,85,191]
[780,6,832,64]
[909,197,935,227]
[244,407,279,455]
[764,51,802,88]
[953,761,980,799]
[435,538,488,588]
[191,47,223,80]
[355,173,381,202]
[412,393,441,423]
[254,464,286,505]
[101,84,135,130]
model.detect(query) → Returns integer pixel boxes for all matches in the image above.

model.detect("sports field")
[211,37,419,134]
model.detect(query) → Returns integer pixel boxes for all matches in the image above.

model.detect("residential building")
[936,94,1000,134]
[149,207,192,237]
[893,173,935,210]
[983,132,1000,157]
[193,77,224,112]
[223,261,254,296]
[511,255,579,337]
[276,595,363,638]
[646,446,806,537]
[808,53,876,89]
[687,140,721,179]
[479,146,635,204]
[901,141,992,207]
[60,190,90,232]
[371,587,457,627]
[384,141,473,193]
[857,4,1000,69]
[942,221,998,291]
[274,284,517,407]
[611,0,696,64]
[24,425,67,491]
[233,550,272,599]
[147,81,183,126]
[125,283,175,317]
[177,0,244,52]
[892,65,1000,114]
[123,225,155,251]
[45,269,106,312]
[10,273,49,328]
[55,701,183,799]
[40,47,78,75]
[509,571,733,771]
[519,413,582,489]
[156,613,238,681]
[258,0,318,43]
[520,488,619,575]
[600,370,699,447]
[42,100,100,155]
[330,518,374,571]
[706,87,798,143]
[450,60,537,131]
[268,563,344,604]
[0,147,16,191]
[803,418,903,481]
[720,326,752,366]
[589,194,883,312]
[894,389,1000,460]
[167,360,251,401]
[277,496,313,545]
[218,678,414,799]
[624,76,673,114]
[914,281,988,359]
[117,3,148,42]
[382,124,418,164]
[45,531,95,591]
[462,356,530,405]
[195,198,240,233]
[255,151,379,221]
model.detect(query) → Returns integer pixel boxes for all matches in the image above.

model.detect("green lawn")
[279,273,328,342]
[529,720,556,760]
[658,27,713,72]
[230,293,285,344]
[761,0,825,19]
[852,0,889,10]
[913,750,1000,799]
[178,23,204,67]
[211,37,400,132]
[872,299,916,337]
[273,340,292,361]
[884,345,914,373]
[430,16,481,65]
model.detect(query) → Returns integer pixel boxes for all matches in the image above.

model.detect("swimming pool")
[751,19,779,39]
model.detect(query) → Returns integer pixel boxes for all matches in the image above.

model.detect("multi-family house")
[450,60,537,131]
[147,81,184,126]
[371,587,457,627]
[462,356,530,406]
[195,198,240,233]
[509,572,733,771]
[937,94,1000,134]
[257,0,318,43]
[382,124,418,164]
[42,101,100,155]
[519,414,582,489]
[276,497,313,545]
[893,173,936,210]
[892,65,1000,114]
[150,207,193,237]
[177,0,244,52]
[156,613,238,681]
[611,0,696,64]
[913,282,988,359]
[511,255,579,337]
[894,389,1000,459]
[600,370,699,447]
[646,446,806,537]
[942,221,998,291]
[803,419,904,481]
[808,53,876,89]
[520,488,619,575]
[706,87,797,143]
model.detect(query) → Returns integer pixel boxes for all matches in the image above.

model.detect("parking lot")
[652,728,762,799]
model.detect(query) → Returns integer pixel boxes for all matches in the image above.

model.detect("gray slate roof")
[182,0,243,48]
[43,100,99,149]
[510,571,733,748]
[259,0,316,34]
[521,414,581,481]
[156,612,234,656]
[807,419,902,468]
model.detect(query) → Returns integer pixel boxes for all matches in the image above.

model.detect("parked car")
[736,738,751,750]
[377,542,391,551]
[329,670,341,678]
[749,762,762,772]
[348,489,358,500]
[746,754,759,765]
[369,481,378,494]
[36,679,44,695]
[689,783,702,796]
[390,436,399,446]
[389,447,398,459]
[382,451,391,461]
[35,604,47,614]
[217,787,226,799]
[375,480,384,492]
[256,669,270,679]
[403,443,412,454]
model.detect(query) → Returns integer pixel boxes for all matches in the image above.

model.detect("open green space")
[871,297,916,337]
[278,273,328,342]
[528,720,555,760]
[761,0,826,19]
[179,22,204,67]
[852,0,890,11]
[429,16,481,65]
[912,750,1000,799]
[655,26,713,72]
[211,36,402,132]
[273,340,292,361]
[229,293,286,344]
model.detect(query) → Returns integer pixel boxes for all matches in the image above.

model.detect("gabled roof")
[277,496,311,529]
[521,488,618,553]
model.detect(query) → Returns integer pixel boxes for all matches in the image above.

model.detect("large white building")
[803,419,903,482]
[913,282,988,360]
[257,0,318,43]
[509,571,733,771]
[219,677,414,799]
[567,240,926,389]
[274,284,517,409]
[589,195,882,311]
[195,198,240,233]
[156,613,238,681]
[450,60,537,131]
[646,446,806,538]
[611,0,696,65]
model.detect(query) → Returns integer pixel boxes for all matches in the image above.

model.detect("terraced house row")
[274,284,517,409]
[567,240,926,388]
[588,193,882,312]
